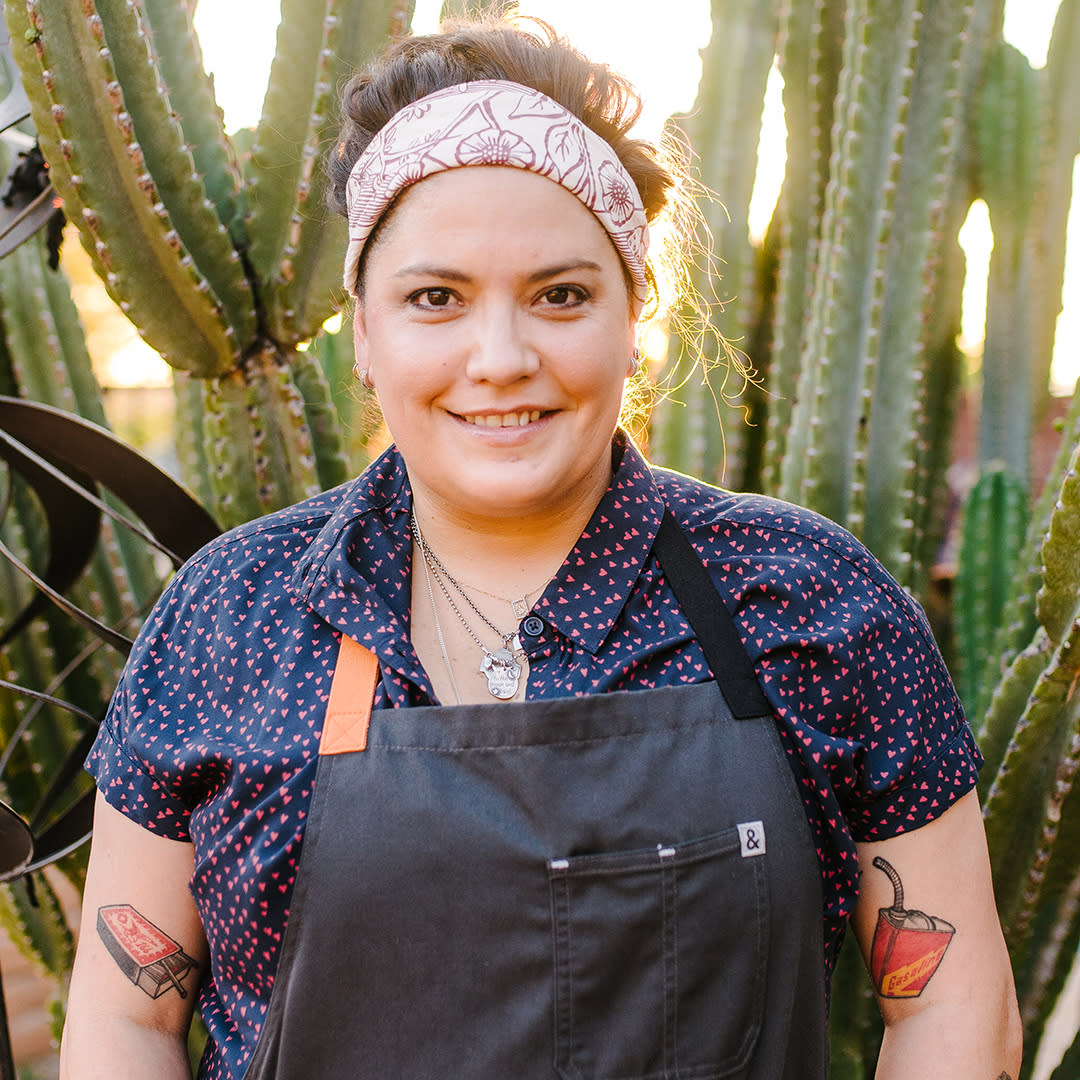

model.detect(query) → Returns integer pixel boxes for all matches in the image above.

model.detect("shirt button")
[521,615,545,638]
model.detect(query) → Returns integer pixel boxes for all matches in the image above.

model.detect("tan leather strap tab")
[320,636,379,755]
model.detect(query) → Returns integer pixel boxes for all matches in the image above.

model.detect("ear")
[352,303,369,369]
[627,307,643,362]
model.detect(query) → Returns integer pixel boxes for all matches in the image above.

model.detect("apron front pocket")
[548,828,768,1080]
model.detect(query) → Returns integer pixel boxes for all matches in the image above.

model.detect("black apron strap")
[654,509,771,719]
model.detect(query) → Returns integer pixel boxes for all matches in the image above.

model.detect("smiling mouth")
[461,410,545,428]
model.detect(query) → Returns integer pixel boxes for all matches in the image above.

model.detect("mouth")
[460,410,546,428]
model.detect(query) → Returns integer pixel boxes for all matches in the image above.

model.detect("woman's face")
[353,166,639,527]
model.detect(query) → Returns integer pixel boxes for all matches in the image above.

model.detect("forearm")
[874,995,1022,1080]
[60,1014,193,1080]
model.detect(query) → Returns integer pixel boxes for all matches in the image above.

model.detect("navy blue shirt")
[88,434,980,1080]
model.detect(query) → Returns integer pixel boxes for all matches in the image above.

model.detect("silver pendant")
[480,647,521,699]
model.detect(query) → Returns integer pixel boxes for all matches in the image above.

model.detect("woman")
[61,18,1020,1080]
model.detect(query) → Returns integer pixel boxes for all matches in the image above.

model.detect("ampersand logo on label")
[738,821,766,858]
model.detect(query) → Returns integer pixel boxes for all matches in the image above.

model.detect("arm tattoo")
[97,904,198,999]
[996,1074,1013,1079]
[869,857,955,998]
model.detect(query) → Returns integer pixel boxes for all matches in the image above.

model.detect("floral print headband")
[343,80,650,301]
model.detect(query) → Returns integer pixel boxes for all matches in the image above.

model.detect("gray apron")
[242,512,828,1079]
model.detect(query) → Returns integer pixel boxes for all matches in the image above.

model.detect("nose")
[463,302,539,385]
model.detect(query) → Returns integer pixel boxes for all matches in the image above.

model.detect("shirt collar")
[288,432,667,661]
[533,433,665,654]
[287,446,429,685]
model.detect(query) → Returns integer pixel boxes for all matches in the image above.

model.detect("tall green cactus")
[2,0,414,528]
[656,0,1080,1074]
[649,0,778,490]
[977,41,1042,482]
[775,0,977,588]
[954,467,1030,714]
[760,0,844,494]
[1028,0,1080,414]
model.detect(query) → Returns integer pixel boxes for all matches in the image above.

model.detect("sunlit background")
[95,1,1076,396]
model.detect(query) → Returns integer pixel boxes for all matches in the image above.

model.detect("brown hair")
[327,18,694,310]
[328,19,673,224]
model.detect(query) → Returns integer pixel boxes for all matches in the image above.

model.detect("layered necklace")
[411,515,545,702]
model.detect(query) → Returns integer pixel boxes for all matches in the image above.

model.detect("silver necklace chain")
[416,532,464,705]
[416,531,521,648]
[447,573,548,619]
[411,515,526,701]
[429,556,517,656]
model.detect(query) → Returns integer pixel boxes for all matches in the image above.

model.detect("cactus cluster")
[2,0,414,529]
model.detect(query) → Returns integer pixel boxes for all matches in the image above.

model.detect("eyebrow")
[391,260,605,284]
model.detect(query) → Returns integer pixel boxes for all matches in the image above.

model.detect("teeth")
[464,411,543,427]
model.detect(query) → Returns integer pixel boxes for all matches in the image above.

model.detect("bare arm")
[851,789,1022,1079]
[60,792,208,1080]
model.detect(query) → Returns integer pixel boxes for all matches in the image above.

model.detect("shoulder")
[653,465,889,577]
[649,464,939,650]
[157,484,350,612]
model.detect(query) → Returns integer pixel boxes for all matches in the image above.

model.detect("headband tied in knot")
[343,80,649,301]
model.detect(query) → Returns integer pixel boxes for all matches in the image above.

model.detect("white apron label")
[738,821,766,858]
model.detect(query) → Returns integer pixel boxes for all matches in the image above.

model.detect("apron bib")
[242,512,827,1079]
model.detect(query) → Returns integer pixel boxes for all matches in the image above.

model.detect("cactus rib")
[3,0,238,376]
[268,0,416,343]
[648,0,778,489]
[779,0,921,526]
[203,346,323,529]
[983,615,1080,937]
[976,42,1042,481]
[141,0,247,243]
[245,0,336,306]
[1038,450,1080,645]
[762,0,844,492]
[291,348,349,492]
[861,0,975,580]
[93,0,256,346]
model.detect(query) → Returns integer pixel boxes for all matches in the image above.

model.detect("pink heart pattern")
[86,432,979,1077]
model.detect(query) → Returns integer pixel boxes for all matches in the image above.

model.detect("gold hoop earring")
[626,348,641,377]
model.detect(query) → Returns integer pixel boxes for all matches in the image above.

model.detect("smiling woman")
[59,13,1020,1080]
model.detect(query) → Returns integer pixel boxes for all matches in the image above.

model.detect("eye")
[408,287,455,309]
[539,285,588,307]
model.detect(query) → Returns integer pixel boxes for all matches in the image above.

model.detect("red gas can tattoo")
[869,857,955,998]
[97,904,197,1000]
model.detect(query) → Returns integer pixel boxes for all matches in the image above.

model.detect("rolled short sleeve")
[86,680,193,841]
[845,721,982,842]
[83,547,230,843]
[734,510,982,833]
[819,558,981,839]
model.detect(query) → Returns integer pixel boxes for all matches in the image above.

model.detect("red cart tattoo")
[870,857,955,998]
[97,904,197,1000]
